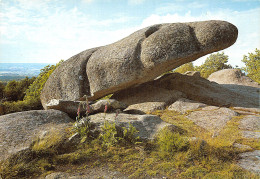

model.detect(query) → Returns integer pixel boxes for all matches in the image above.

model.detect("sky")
[0,0,259,67]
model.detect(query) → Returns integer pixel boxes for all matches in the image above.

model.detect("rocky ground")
[0,69,259,178]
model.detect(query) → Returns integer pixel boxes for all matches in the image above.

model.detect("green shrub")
[24,60,63,109]
[74,117,97,143]
[99,121,121,147]
[98,121,140,148]
[188,139,209,161]
[3,77,35,101]
[1,98,42,114]
[0,61,63,115]
[174,62,195,74]
[122,123,140,145]
[156,128,189,159]
[242,48,260,83]
[195,52,232,78]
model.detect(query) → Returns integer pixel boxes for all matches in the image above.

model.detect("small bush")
[74,117,97,143]
[98,121,140,148]
[99,121,124,147]
[188,139,209,160]
[1,98,42,114]
[122,123,140,145]
[156,128,189,159]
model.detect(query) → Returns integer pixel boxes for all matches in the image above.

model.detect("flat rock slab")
[0,110,74,161]
[239,115,260,139]
[124,102,167,114]
[46,99,127,117]
[237,150,260,174]
[187,106,238,132]
[233,107,260,115]
[168,98,207,114]
[88,113,171,139]
[239,115,260,131]
[241,131,260,139]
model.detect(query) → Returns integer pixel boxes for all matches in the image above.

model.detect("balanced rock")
[41,20,238,108]
[0,110,74,161]
[41,48,99,109]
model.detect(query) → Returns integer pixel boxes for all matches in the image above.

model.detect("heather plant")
[74,101,96,143]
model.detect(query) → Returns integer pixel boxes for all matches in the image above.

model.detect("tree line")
[174,48,260,83]
[0,61,63,115]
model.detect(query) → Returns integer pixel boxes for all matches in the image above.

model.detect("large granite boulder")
[41,48,99,109]
[208,69,260,105]
[208,69,259,87]
[0,110,74,161]
[168,98,207,114]
[41,20,238,108]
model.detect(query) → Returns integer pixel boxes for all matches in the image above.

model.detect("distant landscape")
[0,63,52,81]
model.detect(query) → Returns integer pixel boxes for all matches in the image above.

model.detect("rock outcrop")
[168,98,207,114]
[187,106,238,133]
[151,72,259,108]
[239,115,260,139]
[112,72,259,111]
[208,69,259,87]
[41,48,99,109]
[238,150,260,174]
[87,113,171,139]
[41,20,238,108]
[208,69,260,107]
[0,110,74,161]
